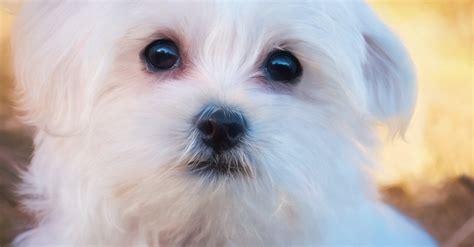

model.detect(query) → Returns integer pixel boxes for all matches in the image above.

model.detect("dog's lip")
[187,159,244,176]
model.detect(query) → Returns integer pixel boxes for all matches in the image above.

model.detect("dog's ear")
[357,4,416,135]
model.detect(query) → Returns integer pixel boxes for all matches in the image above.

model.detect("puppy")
[12,1,435,246]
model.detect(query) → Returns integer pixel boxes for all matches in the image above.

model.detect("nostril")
[226,123,244,139]
[198,119,215,137]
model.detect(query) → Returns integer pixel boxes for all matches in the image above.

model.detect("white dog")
[12,1,435,246]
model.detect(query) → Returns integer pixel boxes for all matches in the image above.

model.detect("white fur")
[12,1,434,246]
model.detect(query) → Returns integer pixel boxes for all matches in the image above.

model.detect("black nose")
[197,108,247,152]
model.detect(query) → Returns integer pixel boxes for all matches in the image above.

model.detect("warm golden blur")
[0,7,15,126]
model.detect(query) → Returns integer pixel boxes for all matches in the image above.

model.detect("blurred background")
[0,1,473,246]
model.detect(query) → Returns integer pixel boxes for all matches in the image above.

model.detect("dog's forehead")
[180,2,348,24]
[118,2,362,61]
[134,2,316,21]
[122,2,359,38]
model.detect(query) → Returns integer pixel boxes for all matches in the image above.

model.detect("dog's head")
[13,1,415,243]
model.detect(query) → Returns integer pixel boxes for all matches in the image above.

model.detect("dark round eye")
[143,39,180,71]
[264,50,302,83]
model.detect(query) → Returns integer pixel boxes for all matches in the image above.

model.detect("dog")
[11,1,435,246]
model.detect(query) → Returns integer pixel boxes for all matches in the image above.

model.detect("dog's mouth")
[187,156,249,178]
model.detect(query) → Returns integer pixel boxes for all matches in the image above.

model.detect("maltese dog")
[12,1,435,246]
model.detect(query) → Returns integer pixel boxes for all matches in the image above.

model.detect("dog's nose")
[196,108,247,152]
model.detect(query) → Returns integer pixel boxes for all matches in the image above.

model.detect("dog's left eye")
[142,39,180,71]
[264,50,302,83]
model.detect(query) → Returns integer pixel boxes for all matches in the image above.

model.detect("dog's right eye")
[142,39,180,71]
[264,50,302,84]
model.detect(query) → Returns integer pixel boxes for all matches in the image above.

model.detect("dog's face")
[14,1,415,244]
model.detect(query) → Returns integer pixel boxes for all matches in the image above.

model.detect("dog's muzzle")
[188,105,249,177]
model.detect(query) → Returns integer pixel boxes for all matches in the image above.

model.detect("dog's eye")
[142,39,180,71]
[264,50,302,83]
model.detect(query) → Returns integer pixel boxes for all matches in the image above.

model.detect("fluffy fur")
[12,1,434,246]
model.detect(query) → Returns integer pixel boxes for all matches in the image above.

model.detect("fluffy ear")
[358,4,416,135]
[12,3,116,134]
[13,3,90,134]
